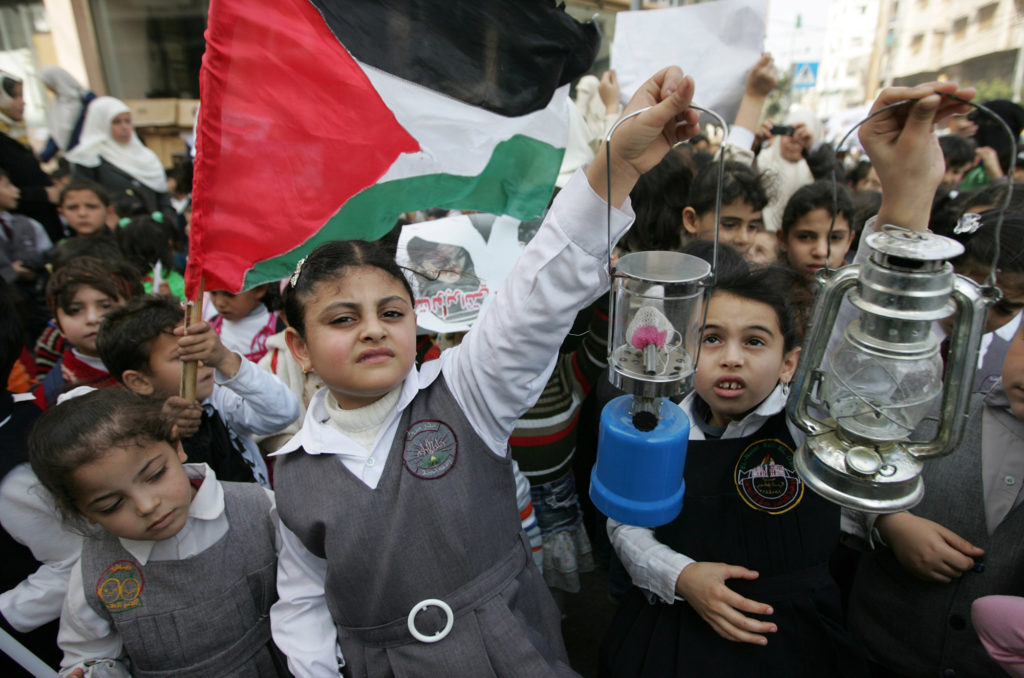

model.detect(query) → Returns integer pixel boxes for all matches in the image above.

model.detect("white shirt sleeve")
[442,168,634,455]
[0,463,83,631]
[57,559,125,672]
[211,356,301,436]
[607,519,694,604]
[270,523,343,678]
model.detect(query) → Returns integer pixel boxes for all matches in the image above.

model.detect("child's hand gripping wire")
[856,81,975,231]
[587,66,700,207]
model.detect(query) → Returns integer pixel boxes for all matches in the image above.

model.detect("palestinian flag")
[186,0,600,294]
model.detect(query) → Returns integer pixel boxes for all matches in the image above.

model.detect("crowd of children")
[2,44,1024,678]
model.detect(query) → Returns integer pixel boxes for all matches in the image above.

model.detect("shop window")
[90,0,208,99]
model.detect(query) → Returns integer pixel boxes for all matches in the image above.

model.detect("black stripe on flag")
[307,0,600,117]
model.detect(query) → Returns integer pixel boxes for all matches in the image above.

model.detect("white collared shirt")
[206,355,302,487]
[57,464,278,673]
[270,167,635,677]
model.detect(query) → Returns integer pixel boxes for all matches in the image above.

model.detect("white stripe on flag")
[358,62,571,182]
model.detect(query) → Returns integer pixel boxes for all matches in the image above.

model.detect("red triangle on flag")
[188,0,419,295]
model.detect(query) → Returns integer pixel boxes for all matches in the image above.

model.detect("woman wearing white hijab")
[37,66,94,161]
[66,96,171,216]
[0,70,63,241]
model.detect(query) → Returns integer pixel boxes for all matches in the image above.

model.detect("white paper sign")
[397,213,540,333]
[611,0,768,126]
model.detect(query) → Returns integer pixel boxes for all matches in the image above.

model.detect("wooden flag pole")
[180,279,204,402]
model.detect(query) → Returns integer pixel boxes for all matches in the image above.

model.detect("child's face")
[1002,323,1024,420]
[132,332,215,401]
[854,166,881,193]
[56,286,123,357]
[694,292,800,427]
[0,175,20,211]
[946,264,1024,336]
[72,440,193,541]
[942,162,971,191]
[60,189,109,236]
[286,266,417,409]
[683,200,764,257]
[779,209,854,281]
[746,231,779,266]
[209,287,266,322]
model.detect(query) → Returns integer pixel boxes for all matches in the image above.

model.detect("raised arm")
[858,82,974,231]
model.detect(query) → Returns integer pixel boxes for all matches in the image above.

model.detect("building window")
[977,3,998,30]
[911,34,924,54]
[90,0,209,99]
[952,16,968,40]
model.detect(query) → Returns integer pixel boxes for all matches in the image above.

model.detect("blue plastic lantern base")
[590,395,690,528]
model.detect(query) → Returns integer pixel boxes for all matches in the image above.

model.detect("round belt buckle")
[407,598,454,643]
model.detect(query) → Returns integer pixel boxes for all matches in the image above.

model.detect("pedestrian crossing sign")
[793,62,818,90]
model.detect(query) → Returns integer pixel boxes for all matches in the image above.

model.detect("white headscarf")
[0,70,28,147]
[66,96,167,193]
[39,66,86,151]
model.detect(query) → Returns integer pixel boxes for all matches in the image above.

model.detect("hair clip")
[117,217,131,228]
[953,212,982,235]
[289,256,307,288]
[151,211,164,223]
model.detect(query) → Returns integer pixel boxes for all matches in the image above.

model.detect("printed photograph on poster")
[397,213,542,333]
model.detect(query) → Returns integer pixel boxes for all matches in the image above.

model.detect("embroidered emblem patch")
[734,438,803,514]
[403,419,457,479]
[96,560,144,613]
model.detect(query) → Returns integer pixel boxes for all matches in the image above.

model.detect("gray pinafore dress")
[275,377,576,678]
[81,481,287,678]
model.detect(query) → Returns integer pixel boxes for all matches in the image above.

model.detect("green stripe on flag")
[241,134,564,289]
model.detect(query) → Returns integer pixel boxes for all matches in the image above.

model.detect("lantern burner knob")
[845,446,883,476]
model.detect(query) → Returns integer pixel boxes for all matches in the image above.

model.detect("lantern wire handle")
[827,94,1015,291]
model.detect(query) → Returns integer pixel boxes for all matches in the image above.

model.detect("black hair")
[679,240,749,280]
[117,215,175,275]
[960,183,1021,214]
[111,188,152,220]
[97,294,181,381]
[847,160,873,189]
[807,144,845,183]
[971,100,1024,174]
[45,256,143,316]
[780,181,855,236]
[48,233,123,271]
[59,178,111,208]
[209,282,281,313]
[938,134,975,169]
[50,158,71,181]
[708,265,802,352]
[28,388,176,521]
[1,74,20,98]
[0,168,7,181]
[0,279,25,378]
[622,151,694,253]
[931,209,1024,277]
[283,240,416,337]
[687,160,770,218]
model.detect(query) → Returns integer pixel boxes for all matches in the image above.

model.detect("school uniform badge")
[96,560,144,613]
[734,438,803,514]
[403,419,457,479]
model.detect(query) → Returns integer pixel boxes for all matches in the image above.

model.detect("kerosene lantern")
[590,250,711,526]
[589,104,725,527]
[788,226,995,512]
